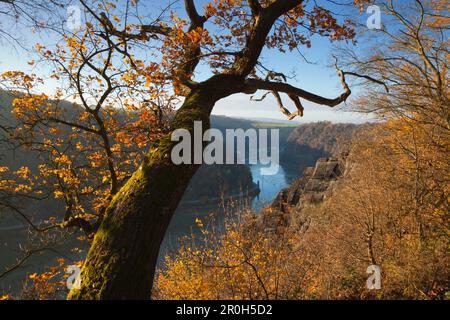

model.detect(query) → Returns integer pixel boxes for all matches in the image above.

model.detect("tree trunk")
[67,75,241,299]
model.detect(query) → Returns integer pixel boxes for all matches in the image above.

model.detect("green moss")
[68,85,222,300]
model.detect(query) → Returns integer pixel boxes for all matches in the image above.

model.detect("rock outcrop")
[259,156,346,233]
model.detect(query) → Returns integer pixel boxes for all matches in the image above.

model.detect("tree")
[63,0,372,300]
[295,0,449,299]
[0,0,171,288]
[0,0,67,45]
[0,0,369,299]
[1,19,171,233]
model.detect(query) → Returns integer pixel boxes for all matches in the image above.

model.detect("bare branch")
[0,248,48,279]
[244,69,351,108]
[332,55,389,93]
[79,0,170,41]
[343,71,389,93]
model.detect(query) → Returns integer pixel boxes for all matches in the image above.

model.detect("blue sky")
[0,0,377,123]
[212,38,370,123]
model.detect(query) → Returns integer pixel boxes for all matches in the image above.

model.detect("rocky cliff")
[258,156,346,233]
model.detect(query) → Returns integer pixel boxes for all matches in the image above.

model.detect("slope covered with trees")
[280,121,364,169]
[154,0,449,300]
[156,118,449,300]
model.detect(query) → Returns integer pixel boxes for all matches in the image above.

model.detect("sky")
[211,41,372,123]
[0,0,379,124]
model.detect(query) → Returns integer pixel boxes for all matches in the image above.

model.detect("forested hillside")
[280,122,364,170]
[156,117,449,299]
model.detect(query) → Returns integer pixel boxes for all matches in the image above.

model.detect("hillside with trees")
[154,0,450,300]
[156,118,449,299]
[280,122,365,170]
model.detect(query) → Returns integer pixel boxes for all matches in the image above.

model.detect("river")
[160,163,299,256]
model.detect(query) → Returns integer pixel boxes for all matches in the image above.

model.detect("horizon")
[0,87,375,125]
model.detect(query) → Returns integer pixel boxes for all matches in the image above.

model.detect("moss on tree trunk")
[68,75,241,300]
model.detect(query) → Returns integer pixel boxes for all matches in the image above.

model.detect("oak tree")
[67,0,369,300]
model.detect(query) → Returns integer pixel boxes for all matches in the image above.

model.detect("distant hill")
[286,122,361,154]
[280,122,368,171]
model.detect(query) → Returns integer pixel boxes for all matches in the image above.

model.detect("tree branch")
[248,0,262,17]
[173,0,209,95]
[184,0,206,28]
[343,71,389,93]
[251,90,304,120]
[79,0,170,41]
[0,247,48,279]
[250,72,304,120]
[244,69,351,108]
[230,0,303,77]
